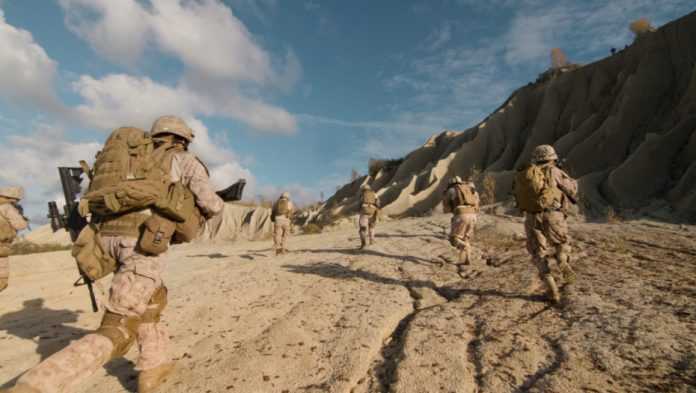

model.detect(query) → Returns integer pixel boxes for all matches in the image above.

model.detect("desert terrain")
[2,213,695,393]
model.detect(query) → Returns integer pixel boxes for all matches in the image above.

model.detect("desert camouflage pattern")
[0,202,29,292]
[524,164,578,298]
[273,216,292,254]
[450,213,477,264]
[14,146,223,393]
[0,186,24,200]
[151,115,194,142]
[358,190,380,248]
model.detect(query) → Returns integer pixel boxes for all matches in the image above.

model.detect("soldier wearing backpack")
[358,184,380,249]
[0,186,29,292]
[514,144,578,305]
[3,116,224,393]
[442,176,480,265]
[271,192,295,255]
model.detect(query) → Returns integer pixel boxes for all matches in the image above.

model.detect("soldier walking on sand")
[1,116,224,393]
[358,184,380,250]
[443,176,480,265]
[272,192,295,255]
[0,186,29,292]
[514,144,578,305]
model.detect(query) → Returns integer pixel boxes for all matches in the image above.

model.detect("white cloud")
[59,0,150,66]
[71,73,297,133]
[58,0,295,86]
[0,124,101,223]
[0,9,63,111]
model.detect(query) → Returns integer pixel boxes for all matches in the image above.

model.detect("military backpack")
[514,164,563,213]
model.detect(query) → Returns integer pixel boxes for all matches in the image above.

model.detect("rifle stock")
[48,167,98,312]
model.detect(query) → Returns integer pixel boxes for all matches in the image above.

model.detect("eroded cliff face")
[319,10,696,223]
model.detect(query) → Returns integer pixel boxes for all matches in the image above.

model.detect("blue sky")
[0,0,694,222]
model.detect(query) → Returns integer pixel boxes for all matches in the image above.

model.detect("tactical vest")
[275,199,291,217]
[361,190,378,215]
[450,184,478,214]
[514,164,563,213]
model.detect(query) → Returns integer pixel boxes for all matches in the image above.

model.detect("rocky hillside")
[318,10,696,224]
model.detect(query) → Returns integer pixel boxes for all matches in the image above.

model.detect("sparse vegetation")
[11,241,71,256]
[550,48,569,69]
[302,223,323,235]
[482,173,496,205]
[630,18,655,36]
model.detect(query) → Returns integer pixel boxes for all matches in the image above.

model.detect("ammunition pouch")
[85,180,166,217]
[361,203,378,216]
[0,243,10,258]
[138,215,176,256]
[97,212,150,238]
[454,205,477,215]
[154,182,195,223]
[72,225,117,281]
[172,206,203,244]
[96,286,168,360]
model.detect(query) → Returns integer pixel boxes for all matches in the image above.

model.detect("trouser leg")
[16,334,114,393]
[0,256,8,292]
[557,243,575,284]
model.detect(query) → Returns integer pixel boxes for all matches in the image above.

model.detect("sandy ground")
[1,213,695,393]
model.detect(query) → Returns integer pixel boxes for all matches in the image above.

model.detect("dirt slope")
[318,10,696,223]
[1,215,694,392]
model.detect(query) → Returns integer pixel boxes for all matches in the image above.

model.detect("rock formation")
[318,10,696,223]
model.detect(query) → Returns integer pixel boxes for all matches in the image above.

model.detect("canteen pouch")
[72,225,117,281]
[138,215,176,255]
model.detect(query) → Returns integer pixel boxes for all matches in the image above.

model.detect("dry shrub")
[630,18,654,36]
[11,241,71,256]
[303,223,323,235]
[606,207,623,224]
[482,173,496,205]
[368,158,403,178]
[550,48,569,69]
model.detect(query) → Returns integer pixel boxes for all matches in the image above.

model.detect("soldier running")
[271,192,295,255]
[1,116,224,393]
[0,186,29,292]
[443,176,480,265]
[515,144,578,305]
[358,184,380,249]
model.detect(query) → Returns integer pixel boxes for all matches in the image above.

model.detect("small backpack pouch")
[155,182,195,223]
[72,225,117,281]
[138,215,176,256]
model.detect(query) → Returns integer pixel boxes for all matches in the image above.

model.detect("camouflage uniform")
[272,193,295,255]
[521,145,578,304]
[9,119,223,393]
[524,164,578,282]
[0,187,29,292]
[358,186,380,249]
[443,179,479,265]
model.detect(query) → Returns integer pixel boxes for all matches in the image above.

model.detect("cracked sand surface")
[1,214,695,392]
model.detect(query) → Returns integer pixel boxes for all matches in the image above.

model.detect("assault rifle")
[556,158,578,205]
[47,167,97,312]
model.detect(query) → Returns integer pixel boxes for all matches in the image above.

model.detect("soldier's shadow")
[0,298,137,392]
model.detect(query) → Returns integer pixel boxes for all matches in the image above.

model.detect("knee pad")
[142,286,168,324]
[96,311,140,359]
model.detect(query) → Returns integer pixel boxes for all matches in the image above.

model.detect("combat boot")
[543,274,561,304]
[0,383,42,393]
[138,362,176,393]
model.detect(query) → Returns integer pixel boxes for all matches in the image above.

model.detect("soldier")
[1,116,224,393]
[442,176,479,265]
[271,192,295,255]
[515,144,578,305]
[358,184,380,249]
[0,186,29,292]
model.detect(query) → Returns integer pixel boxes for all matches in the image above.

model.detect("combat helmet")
[361,184,372,191]
[280,192,290,199]
[0,186,24,200]
[151,115,194,142]
[532,145,558,163]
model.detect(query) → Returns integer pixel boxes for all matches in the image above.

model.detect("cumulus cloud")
[0,124,101,223]
[0,9,63,111]
[58,0,296,87]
